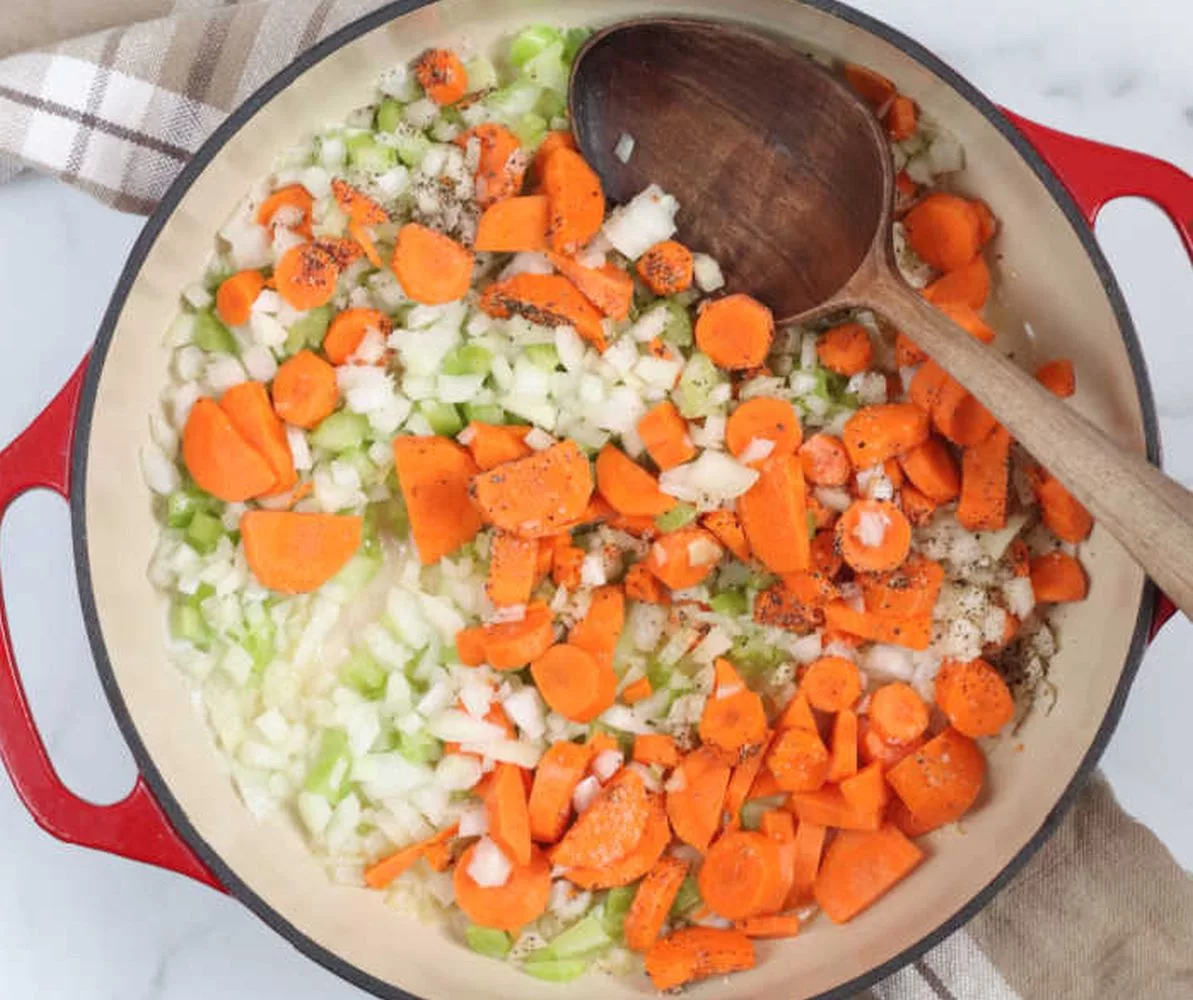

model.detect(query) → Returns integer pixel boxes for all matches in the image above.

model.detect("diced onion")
[468,837,512,888]
[572,776,602,814]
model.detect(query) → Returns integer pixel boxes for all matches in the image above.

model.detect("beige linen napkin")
[1,3,1190,997]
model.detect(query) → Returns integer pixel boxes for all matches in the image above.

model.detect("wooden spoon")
[570,17,1193,619]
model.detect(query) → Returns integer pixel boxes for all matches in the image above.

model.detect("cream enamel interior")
[82,0,1150,997]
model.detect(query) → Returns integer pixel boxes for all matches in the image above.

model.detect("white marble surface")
[0,1,1190,997]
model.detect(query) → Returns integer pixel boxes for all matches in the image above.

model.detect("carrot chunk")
[695,294,774,370]
[564,793,671,889]
[924,256,991,311]
[481,601,556,670]
[546,252,634,321]
[934,657,1015,738]
[836,500,912,573]
[869,682,930,744]
[824,600,933,651]
[458,124,527,208]
[956,427,1011,531]
[552,769,651,869]
[625,856,690,952]
[331,178,388,226]
[801,656,862,712]
[414,48,469,105]
[843,403,930,467]
[903,192,984,272]
[469,440,594,538]
[799,433,853,487]
[817,323,874,377]
[219,381,296,493]
[701,510,751,563]
[638,401,697,471]
[666,746,732,851]
[215,270,265,326]
[636,240,694,296]
[767,726,830,793]
[453,843,551,932]
[887,727,986,835]
[1030,551,1088,603]
[542,147,605,254]
[486,763,532,866]
[699,659,768,766]
[596,444,676,516]
[480,272,608,350]
[827,709,859,782]
[364,824,458,889]
[1036,358,1076,398]
[1029,466,1094,544]
[859,555,944,618]
[323,307,392,366]
[738,453,810,574]
[843,63,896,110]
[464,422,532,472]
[528,741,592,843]
[625,562,669,603]
[884,94,918,141]
[645,527,723,590]
[933,377,998,447]
[241,511,362,593]
[257,184,314,236]
[392,436,483,564]
[392,223,474,305]
[899,437,960,503]
[698,830,786,920]
[726,397,802,466]
[182,398,277,502]
[531,643,617,722]
[813,824,924,923]
[486,531,538,607]
[271,350,338,429]
[274,242,339,311]
[633,733,680,769]
[474,195,549,252]
[645,927,755,992]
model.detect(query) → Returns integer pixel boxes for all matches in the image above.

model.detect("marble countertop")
[0,1,1190,997]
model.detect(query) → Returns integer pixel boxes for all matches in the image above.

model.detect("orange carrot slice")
[636,240,694,296]
[271,350,338,429]
[392,223,474,305]
[695,294,774,370]
[414,48,469,105]
[596,444,677,517]
[813,824,924,923]
[469,440,594,538]
[645,527,723,590]
[241,510,362,593]
[542,147,605,254]
[182,398,277,502]
[392,435,483,564]
[666,746,732,851]
[726,397,802,466]
[453,843,551,932]
[638,401,697,471]
[475,195,550,253]
[219,381,296,493]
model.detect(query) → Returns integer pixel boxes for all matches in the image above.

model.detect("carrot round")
[934,658,1015,738]
[836,500,912,573]
[530,643,617,723]
[724,740,772,830]
[241,510,362,593]
[322,307,391,366]
[1036,358,1076,398]
[859,717,924,768]
[455,625,487,667]
[956,426,1011,532]
[393,435,484,565]
[843,63,896,110]
[636,240,694,296]
[799,433,853,487]
[633,733,679,769]
[827,708,859,783]
[699,659,768,766]
[813,824,924,923]
[909,359,948,414]
[645,927,755,992]
[869,682,930,744]
[738,453,810,574]
[886,727,986,834]
[933,377,997,447]
[475,195,549,253]
[527,741,591,844]
[453,843,551,932]
[392,223,474,305]
[215,269,265,327]
[458,123,527,208]
[481,601,556,670]
[552,769,651,869]
[895,331,928,369]
[666,746,732,851]
[545,252,634,321]
[695,294,774,370]
[469,440,594,538]
[464,423,530,472]
[182,398,277,502]
[789,786,882,832]
[330,177,387,226]
[884,94,918,141]
[971,199,999,245]
[726,397,802,466]
[219,381,296,493]
[645,527,723,590]
[531,130,578,180]
[899,437,960,503]
[414,48,469,105]
[625,562,669,604]
[1029,551,1088,603]
[766,726,830,793]
[698,830,785,920]
[859,554,944,617]
[817,323,874,377]
[271,350,338,429]
[274,242,340,311]
[624,856,688,953]
[801,655,862,712]
[1029,466,1093,544]
[480,272,608,350]
[485,763,532,866]
[700,510,751,563]
[923,255,990,311]
[824,600,932,651]
[257,183,314,236]
[565,793,670,889]
[569,584,625,658]
[843,403,930,467]
[486,531,538,608]
[596,445,676,517]
[638,401,697,471]
[903,192,984,272]
[542,147,605,254]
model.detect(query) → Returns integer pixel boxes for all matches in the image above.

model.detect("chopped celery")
[660,299,694,348]
[729,632,785,674]
[654,503,698,534]
[509,25,563,67]
[562,27,591,64]
[185,511,225,555]
[286,304,334,354]
[465,925,512,959]
[675,352,727,419]
[534,88,567,122]
[745,569,778,592]
[240,606,277,670]
[311,411,370,452]
[164,486,214,529]
[332,552,381,597]
[511,112,549,149]
[522,958,589,983]
[542,914,610,959]
[669,875,702,917]
[170,598,212,650]
[441,344,493,376]
[463,402,506,425]
[305,727,351,800]
[419,401,464,437]
[393,126,431,167]
[525,343,560,372]
[370,495,410,542]
[486,81,542,120]
[398,729,443,765]
[710,588,749,618]
[341,649,387,700]
[375,98,403,133]
[645,658,672,692]
[346,132,398,173]
[522,41,567,93]
[602,886,636,941]
[193,309,238,354]
[463,57,498,93]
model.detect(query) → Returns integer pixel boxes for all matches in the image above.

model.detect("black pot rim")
[70,1,1160,998]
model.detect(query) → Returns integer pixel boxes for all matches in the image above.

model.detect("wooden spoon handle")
[869,272,1193,620]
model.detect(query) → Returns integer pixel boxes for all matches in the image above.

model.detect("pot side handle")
[0,358,221,890]
[1008,110,1192,640]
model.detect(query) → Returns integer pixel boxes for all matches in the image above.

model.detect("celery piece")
[654,503,698,534]
[463,57,498,93]
[509,24,563,67]
[393,126,432,168]
[464,925,512,959]
[375,98,403,134]
[170,598,212,650]
[511,112,549,149]
[240,607,277,669]
[522,40,567,93]
[285,304,334,354]
[601,886,636,941]
[305,727,351,799]
[524,343,560,372]
[346,133,397,173]
[370,496,410,542]
[164,486,213,529]
[675,352,726,419]
[542,914,611,959]
[645,657,671,692]
[441,344,493,376]
[562,27,592,64]
[463,402,506,425]
[709,588,749,618]
[185,511,225,555]
[522,958,589,983]
[729,632,785,674]
[311,411,370,452]
[660,299,694,348]
[534,88,567,123]
[419,401,464,437]
[398,729,443,765]
[669,875,702,917]
[486,81,542,121]
[332,552,381,598]
[341,648,387,700]
[193,309,238,354]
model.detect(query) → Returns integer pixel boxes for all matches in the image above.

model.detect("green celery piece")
[241,612,277,670]
[511,112,549,149]
[675,352,726,420]
[164,487,212,529]
[522,41,567,93]
[305,728,351,799]
[509,25,562,67]
[534,88,567,123]
[807,509,820,539]
[441,344,493,376]
[539,914,609,958]
[193,309,238,354]
[185,511,225,555]
[285,304,334,355]
[562,27,591,65]
[524,343,560,372]
[485,81,542,121]
[602,886,636,941]
[346,132,397,173]
[341,648,387,700]
[332,552,381,597]
[709,588,749,618]
[669,875,702,917]
[660,299,694,348]
[311,411,370,452]
[463,57,498,93]
[464,925,512,959]
[645,658,671,691]
[370,495,410,542]
[170,598,212,650]
[522,958,589,983]
[654,504,698,534]
[419,401,464,437]
[398,729,443,765]
[375,98,403,133]
[729,632,785,674]
[392,127,432,168]
[462,402,506,425]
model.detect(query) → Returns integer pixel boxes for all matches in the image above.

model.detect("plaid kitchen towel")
[1,3,1191,997]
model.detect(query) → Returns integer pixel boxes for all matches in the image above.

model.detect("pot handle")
[1008,110,1191,640]
[0,359,221,890]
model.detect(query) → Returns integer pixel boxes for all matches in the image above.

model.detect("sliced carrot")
[453,843,551,932]
[1029,466,1093,544]
[486,532,539,607]
[468,424,533,474]
[391,223,474,305]
[735,914,801,939]
[596,445,677,517]
[528,741,592,843]
[182,398,277,502]
[903,192,984,273]
[869,682,930,744]
[859,717,924,768]
[884,94,918,141]
[748,767,785,802]
[621,676,653,706]
[899,437,960,503]
[827,709,859,782]
[887,727,986,834]
[625,562,669,604]
[271,350,338,429]
[551,541,585,590]
[787,820,826,906]
[757,809,797,913]
[726,397,802,466]
[570,584,625,659]
[956,426,1010,531]
[393,435,483,564]
[724,738,772,829]
[364,824,458,889]
[777,690,818,733]
[458,123,527,208]
[801,656,862,713]
[485,763,532,866]
[638,401,697,472]
[699,659,768,766]
[645,527,723,590]
[469,440,594,538]
[219,381,296,492]
[323,307,392,366]
[349,218,384,267]
[633,733,680,769]
[645,926,755,991]
[754,584,825,634]
[843,63,896,110]
[839,761,890,818]
[901,484,939,526]
[843,403,930,467]
[836,499,912,573]
[817,323,874,377]
[738,453,810,574]
[799,433,853,487]
[971,199,999,245]
[414,48,469,105]
[701,510,751,562]
[546,252,634,321]
[636,240,694,296]
[924,255,990,311]
[859,555,944,618]
[565,793,671,889]
[241,510,362,593]
[215,270,265,327]
[530,130,578,183]
[934,658,1015,738]
[933,377,997,447]
[695,294,774,370]
[455,625,488,667]
[257,183,314,237]
[625,856,689,952]
[473,194,549,252]
[789,786,882,831]
[330,178,387,227]
[530,643,617,722]
[823,601,933,651]
[552,769,651,868]
[806,495,836,533]
[1036,358,1076,398]
[311,236,364,271]
[810,527,844,577]
[480,272,608,350]
[895,331,928,368]
[666,746,733,851]
[698,830,785,920]
[766,726,830,793]
[481,601,556,670]
[909,360,949,414]
[1029,551,1088,603]
[274,242,340,311]
[813,823,924,923]
[542,147,605,254]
